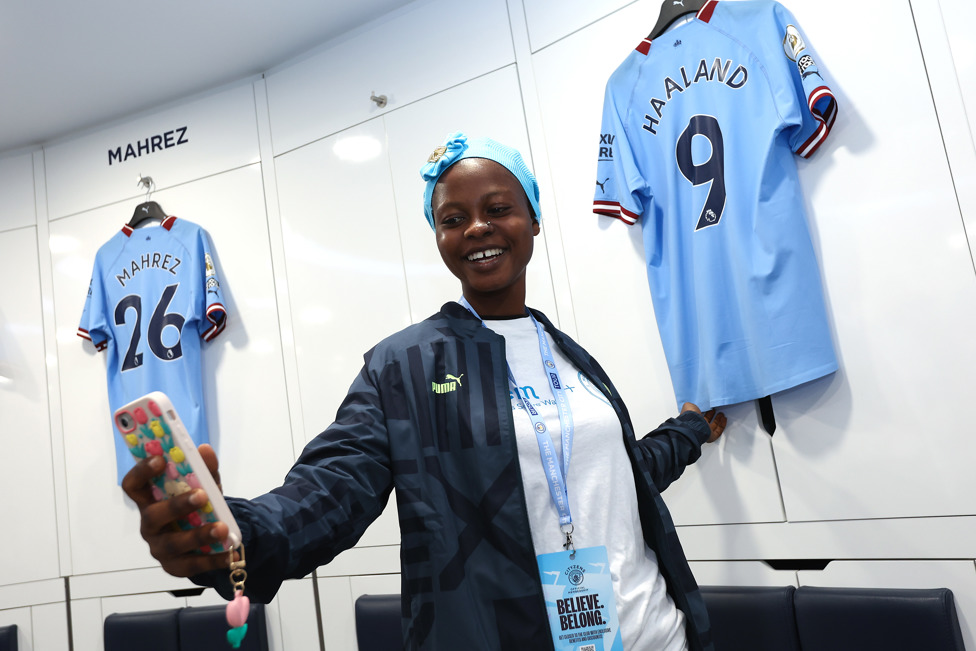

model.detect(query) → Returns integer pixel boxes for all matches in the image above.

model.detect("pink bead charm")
[226,589,250,629]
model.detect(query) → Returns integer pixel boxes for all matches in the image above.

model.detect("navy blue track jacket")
[196,302,714,650]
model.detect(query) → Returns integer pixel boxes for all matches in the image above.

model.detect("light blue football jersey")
[593,0,838,410]
[78,216,227,482]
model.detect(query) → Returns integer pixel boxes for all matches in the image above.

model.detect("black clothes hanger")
[128,200,167,227]
[128,174,167,228]
[648,0,708,41]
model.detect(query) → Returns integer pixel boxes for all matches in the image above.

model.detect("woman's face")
[432,158,540,317]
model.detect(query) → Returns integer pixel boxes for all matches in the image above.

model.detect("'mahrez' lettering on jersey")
[116,252,183,287]
[643,58,748,135]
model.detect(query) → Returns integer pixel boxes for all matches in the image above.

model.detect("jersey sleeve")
[593,75,648,226]
[77,266,109,352]
[772,3,838,158]
[194,226,227,342]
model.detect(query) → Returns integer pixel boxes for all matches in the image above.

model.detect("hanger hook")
[136,174,155,202]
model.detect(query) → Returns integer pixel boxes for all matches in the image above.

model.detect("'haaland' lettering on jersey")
[642,57,748,135]
[116,252,183,287]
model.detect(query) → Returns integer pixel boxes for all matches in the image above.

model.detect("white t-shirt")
[484,316,687,651]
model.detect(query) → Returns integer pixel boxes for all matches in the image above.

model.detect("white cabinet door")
[522,0,641,52]
[266,0,516,156]
[0,228,61,586]
[274,118,412,448]
[385,66,559,326]
[769,0,976,522]
[0,152,35,232]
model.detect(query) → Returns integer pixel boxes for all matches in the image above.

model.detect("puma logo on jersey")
[432,373,464,394]
[673,0,684,5]
[596,178,609,193]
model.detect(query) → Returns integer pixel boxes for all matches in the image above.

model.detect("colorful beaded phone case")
[114,391,241,552]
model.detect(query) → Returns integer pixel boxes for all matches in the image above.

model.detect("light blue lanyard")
[459,298,578,553]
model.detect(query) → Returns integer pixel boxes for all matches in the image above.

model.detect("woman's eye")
[440,214,463,226]
[488,205,511,216]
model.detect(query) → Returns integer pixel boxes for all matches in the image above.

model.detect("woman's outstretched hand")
[681,403,727,443]
[121,444,235,577]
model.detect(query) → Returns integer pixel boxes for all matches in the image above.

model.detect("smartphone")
[114,391,242,553]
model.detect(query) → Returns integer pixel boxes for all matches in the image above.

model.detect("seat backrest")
[104,608,181,651]
[0,624,17,651]
[178,602,268,651]
[793,586,966,651]
[355,594,401,651]
[701,585,801,651]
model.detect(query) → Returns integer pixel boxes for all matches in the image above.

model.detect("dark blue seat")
[178,602,268,651]
[0,624,17,651]
[701,585,801,651]
[793,586,966,651]
[104,608,181,651]
[354,594,401,651]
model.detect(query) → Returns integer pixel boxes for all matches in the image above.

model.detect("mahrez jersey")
[78,216,227,482]
[593,0,838,410]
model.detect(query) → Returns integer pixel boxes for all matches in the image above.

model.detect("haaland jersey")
[78,216,227,482]
[593,0,838,410]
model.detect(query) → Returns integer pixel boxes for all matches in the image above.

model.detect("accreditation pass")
[537,546,622,651]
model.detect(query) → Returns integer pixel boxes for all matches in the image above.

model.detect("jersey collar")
[121,215,177,237]
[636,0,718,54]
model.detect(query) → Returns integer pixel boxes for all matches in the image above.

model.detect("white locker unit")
[688,560,800,588]
[317,572,400,651]
[0,226,61,587]
[531,0,785,527]
[0,0,975,647]
[46,86,295,576]
[0,580,69,651]
[768,0,976,523]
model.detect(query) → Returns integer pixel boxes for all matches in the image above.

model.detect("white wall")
[1,0,975,648]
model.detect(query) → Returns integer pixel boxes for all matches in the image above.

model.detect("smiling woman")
[123,130,726,651]
[432,156,540,317]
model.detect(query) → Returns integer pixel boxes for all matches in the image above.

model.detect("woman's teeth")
[467,248,503,261]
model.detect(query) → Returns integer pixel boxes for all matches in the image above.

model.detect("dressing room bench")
[103,602,268,651]
[354,585,967,651]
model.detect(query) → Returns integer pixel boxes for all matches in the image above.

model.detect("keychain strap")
[225,545,250,649]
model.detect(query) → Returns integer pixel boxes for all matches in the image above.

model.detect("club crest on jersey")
[783,25,806,61]
[204,253,221,294]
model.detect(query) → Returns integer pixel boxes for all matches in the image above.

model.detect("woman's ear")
[532,219,541,236]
